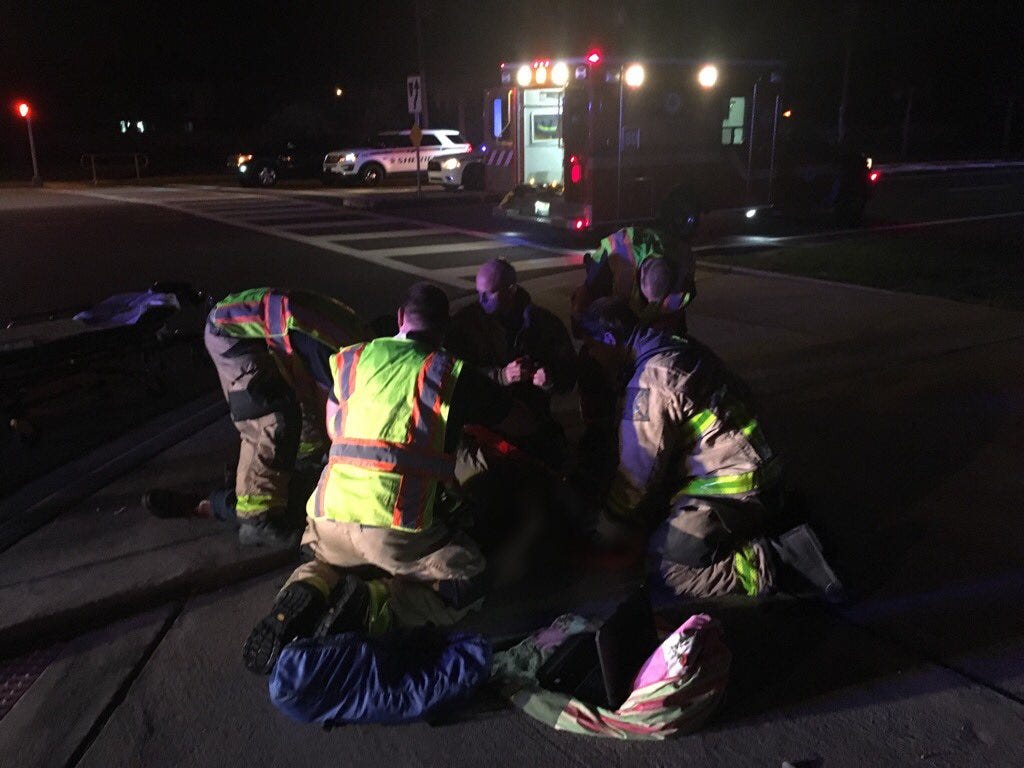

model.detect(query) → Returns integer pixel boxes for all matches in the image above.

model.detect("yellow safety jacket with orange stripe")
[210,288,362,357]
[307,337,464,532]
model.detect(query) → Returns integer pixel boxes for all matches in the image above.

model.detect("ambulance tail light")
[569,155,582,184]
[869,170,880,183]
[574,218,590,230]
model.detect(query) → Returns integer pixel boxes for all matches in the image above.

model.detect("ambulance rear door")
[520,87,565,187]
[741,77,782,205]
[483,86,517,194]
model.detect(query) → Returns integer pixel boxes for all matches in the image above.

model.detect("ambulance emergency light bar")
[500,54,720,90]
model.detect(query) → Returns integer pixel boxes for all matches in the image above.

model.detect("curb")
[0,394,228,552]
[0,543,297,655]
[877,160,1024,175]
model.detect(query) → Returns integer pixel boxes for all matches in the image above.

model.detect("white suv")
[322,129,471,186]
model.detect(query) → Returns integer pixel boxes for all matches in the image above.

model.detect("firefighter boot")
[242,582,326,674]
[766,524,846,604]
[313,575,381,637]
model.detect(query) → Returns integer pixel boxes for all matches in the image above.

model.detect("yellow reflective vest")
[307,337,463,532]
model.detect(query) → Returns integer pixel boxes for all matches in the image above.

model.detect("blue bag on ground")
[269,628,493,725]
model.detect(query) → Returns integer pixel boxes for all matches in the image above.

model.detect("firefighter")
[243,282,537,674]
[143,288,369,547]
[444,258,577,467]
[574,298,844,602]
[570,225,695,339]
[572,226,697,465]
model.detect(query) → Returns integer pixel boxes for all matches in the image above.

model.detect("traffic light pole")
[25,115,42,186]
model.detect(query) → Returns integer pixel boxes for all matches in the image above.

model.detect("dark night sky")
[3,1,1024,172]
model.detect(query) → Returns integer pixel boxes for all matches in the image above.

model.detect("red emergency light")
[869,171,880,183]
[16,102,30,118]
[586,50,601,64]
[569,155,582,184]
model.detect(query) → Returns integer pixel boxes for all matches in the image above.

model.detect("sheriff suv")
[321,129,471,186]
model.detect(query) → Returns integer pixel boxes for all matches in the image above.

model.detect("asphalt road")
[3,166,1024,321]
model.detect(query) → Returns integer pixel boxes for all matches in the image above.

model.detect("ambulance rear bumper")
[495,189,589,230]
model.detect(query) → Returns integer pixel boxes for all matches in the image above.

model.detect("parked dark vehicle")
[227,142,324,187]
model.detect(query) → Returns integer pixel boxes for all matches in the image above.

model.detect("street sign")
[409,123,423,147]
[407,75,422,115]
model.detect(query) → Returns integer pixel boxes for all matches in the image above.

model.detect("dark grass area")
[700,219,1024,310]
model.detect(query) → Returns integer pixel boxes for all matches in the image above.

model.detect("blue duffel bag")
[269,628,492,725]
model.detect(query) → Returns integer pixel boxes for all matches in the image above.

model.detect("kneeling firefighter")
[243,282,537,674]
[144,287,369,546]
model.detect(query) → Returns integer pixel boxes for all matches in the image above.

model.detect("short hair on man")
[639,257,679,303]
[483,257,517,288]
[576,297,639,343]
[401,281,450,331]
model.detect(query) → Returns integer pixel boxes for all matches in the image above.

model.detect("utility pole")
[837,1,858,145]
[1003,96,1016,157]
[837,45,851,144]
[901,87,914,159]
[16,102,42,186]
[413,0,430,128]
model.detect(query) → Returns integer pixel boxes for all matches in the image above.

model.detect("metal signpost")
[16,102,42,186]
[408,75,423,194]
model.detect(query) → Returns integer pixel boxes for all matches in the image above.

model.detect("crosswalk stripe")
[193,203,334,214]
[53,186,585,290]
[315,228,444,242]
[279,219,380,231]
[350,241,500,258]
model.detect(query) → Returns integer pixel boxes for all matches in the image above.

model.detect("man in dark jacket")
[445,258,576,467]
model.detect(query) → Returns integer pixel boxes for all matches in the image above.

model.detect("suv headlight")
[441,157,461,170]
[343,152,357,163]
[236,154,253,167]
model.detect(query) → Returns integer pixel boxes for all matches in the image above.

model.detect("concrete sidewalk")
[2,265,1023,765]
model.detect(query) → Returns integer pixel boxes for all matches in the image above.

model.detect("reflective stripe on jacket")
[587,227,695,319]
[210,288,364,354]
[606,328,776,522]
[308,337,463,532]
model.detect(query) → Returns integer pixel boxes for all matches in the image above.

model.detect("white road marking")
[279,219,382,231]
[314,228,442,241]
[352,241,500,258]
[54,186,570,289]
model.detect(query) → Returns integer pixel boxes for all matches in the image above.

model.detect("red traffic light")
[16,102,30,118]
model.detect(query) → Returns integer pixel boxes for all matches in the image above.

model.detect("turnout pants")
[645,490,778,598]
[286,515,487,629]
[205,324,328,522]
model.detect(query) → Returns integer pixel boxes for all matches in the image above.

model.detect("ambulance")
[487,52,875,235]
